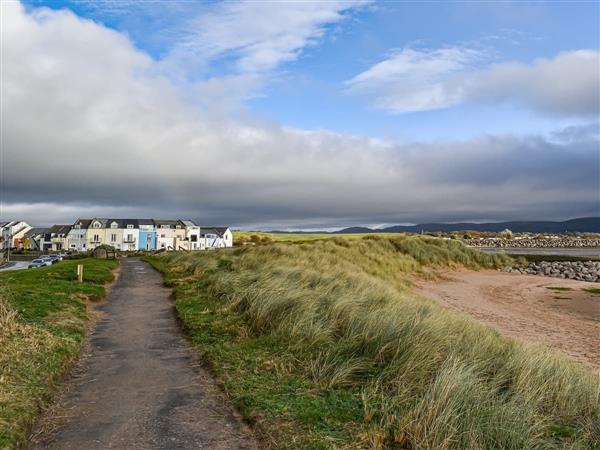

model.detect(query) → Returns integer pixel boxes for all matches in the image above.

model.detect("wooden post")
[77,264,84,283]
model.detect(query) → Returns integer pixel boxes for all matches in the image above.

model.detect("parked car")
[28,259,52,269]
[46,255,62,264]
[39,255,56,264]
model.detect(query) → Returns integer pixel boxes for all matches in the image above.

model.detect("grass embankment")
[234,231,408,245]
[148,236,600,449]
[0,258,118,448]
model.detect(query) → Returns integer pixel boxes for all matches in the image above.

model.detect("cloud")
[1,2,598,228]
[346,47,600,116]
[166,0,369,74]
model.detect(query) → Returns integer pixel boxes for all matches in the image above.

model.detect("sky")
[1,0,599,229]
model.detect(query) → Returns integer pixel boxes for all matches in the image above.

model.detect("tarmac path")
[28,258,257,449]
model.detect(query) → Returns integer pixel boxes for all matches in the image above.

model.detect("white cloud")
[167,0,369,74]
[1,2,598,228]
[346,47,486,113]
[346,47,600,116]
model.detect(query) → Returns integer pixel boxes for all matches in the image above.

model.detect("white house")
[23,228,50,251]
[215,227,233,247]
[104,219,139,251]
[0,220,32,250]
[120,219,139,251]
[155,219,179,250]
[49,225,71,252]
[181,220,204,250]
[67,219,91,252]
[201,227,233,249]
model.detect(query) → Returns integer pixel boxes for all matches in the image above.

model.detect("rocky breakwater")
[467,238,600,248]
[504,261,600,282]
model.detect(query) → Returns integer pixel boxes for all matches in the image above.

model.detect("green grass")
[508,254,600,262]
[583,287,600,295]
[0,258,118,449]
[547,287,574,292]
[148,236,600,449]
[233,231,409,246]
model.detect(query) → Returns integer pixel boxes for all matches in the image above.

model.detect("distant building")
[2,217,233,253]
[138,219,157,251]
[68,219,91,252]
[87,218,108,250]
[201,227,233,249]
[49,225,71,251]
[0,220,32,250]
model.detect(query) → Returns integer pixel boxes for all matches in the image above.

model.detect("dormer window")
[176,225,181,229]
[127,224,134,229]
[74,224,81,229]
[93,222,101,228]
[111,222,118,229]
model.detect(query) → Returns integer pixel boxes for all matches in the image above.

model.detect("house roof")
[49,225,71,235]
[105,219,139,229]
[73,218,93,228]
[138,219,154,225]
[153,219,182,227]
[180,220,198,227]
[24,227,50,237]
[201,226,230,235]
[90,218,109,227]
[200,227,227,237]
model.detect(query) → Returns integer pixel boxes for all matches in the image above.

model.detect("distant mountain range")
[271,217,600,234]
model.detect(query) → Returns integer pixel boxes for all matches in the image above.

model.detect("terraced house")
[1,218,232,252]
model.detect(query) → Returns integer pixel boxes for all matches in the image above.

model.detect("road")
[28,258,257,449]
[0,261,29,271]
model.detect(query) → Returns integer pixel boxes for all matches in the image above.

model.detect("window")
[160,234,165,238]
[176,225,181,229]
[127,224,134,229]
[93,234,100,242]
[93,222,101,228]
[74,224,81,229]
[111,234,117,242]
[191,235,197,242]
[127,234,133,241]
[111,222,118,229]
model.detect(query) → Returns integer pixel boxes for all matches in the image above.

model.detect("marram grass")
[152,236,600,449]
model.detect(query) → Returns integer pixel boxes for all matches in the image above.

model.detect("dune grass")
[0,258,118,449]
[233,231,408,245]
[148,236,600,449]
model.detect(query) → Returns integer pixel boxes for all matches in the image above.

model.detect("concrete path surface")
[28,258,257,450]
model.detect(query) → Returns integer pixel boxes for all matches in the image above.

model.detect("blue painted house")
[138,219,157,250]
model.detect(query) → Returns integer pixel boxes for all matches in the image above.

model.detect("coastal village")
[0,219,233,253]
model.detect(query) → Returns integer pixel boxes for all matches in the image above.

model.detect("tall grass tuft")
[158,236,599,449]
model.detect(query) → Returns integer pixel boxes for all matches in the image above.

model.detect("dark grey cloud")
[1,2,599,229]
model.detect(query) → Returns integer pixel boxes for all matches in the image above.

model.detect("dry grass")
[152,236,600,449]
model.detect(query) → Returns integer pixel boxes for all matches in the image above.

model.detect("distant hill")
[337,217,600,234]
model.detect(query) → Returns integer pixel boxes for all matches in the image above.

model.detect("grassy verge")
[150,236,599,449]
[0,258,118,448]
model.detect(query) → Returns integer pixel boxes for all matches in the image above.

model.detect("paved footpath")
[28,258,257,450]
